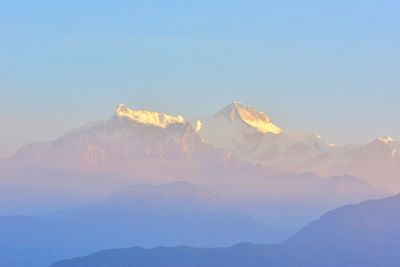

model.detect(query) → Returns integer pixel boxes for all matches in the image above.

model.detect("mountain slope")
[198,103,400,190]
[0,182,276,267]
[299,136,400,189]
[51,193,400,267]
[0,104,387,237]
[3,102,399,191]
[0,104,237,214]
[214,102,282,134]
[284,193,400,266]
[50,244,292,267]
[198,102,331,169]
[12,104,227,169]
[114,104,186,128]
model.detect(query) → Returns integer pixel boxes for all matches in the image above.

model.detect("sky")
[0,0,399,157]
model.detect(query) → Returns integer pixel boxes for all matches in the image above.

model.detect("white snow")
[215,102,282,134]
[115,104,185,128]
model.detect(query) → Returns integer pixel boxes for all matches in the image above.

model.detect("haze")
[1,0,400,158]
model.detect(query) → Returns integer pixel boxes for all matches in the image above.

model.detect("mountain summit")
[8,102,399,191]
[215,102,282,134]
[115,104,186,128]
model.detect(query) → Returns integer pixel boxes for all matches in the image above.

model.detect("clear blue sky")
[1,0,399,157]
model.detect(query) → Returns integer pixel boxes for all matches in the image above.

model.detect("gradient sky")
[1,0,399,157]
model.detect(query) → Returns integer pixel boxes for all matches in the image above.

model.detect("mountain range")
[199,102,400,190]
[51,193,400,267]
[7,102,398,191]
[0,103,392,225]
[0,103,387,231]
[0,182,278,267]
[0,102,398,267]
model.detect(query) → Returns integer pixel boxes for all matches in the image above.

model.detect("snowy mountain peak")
[378,136,395,144]
[114,104,186,128]
[194,120,202,132]
[215,102,282,134]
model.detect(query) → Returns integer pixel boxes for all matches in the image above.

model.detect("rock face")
[50,194,400,267]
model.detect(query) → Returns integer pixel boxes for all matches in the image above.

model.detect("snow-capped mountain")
[198,102,280,150]
[0,105,240,214]
[0,103,390,248]
[199,102,330,168]
[114,104,186,128]
[298,136,400,189]
[2,103,395,198]
[12,104,234,173]
[198,102,400,190]
[11,102,398,190]
[214,102,282,134]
